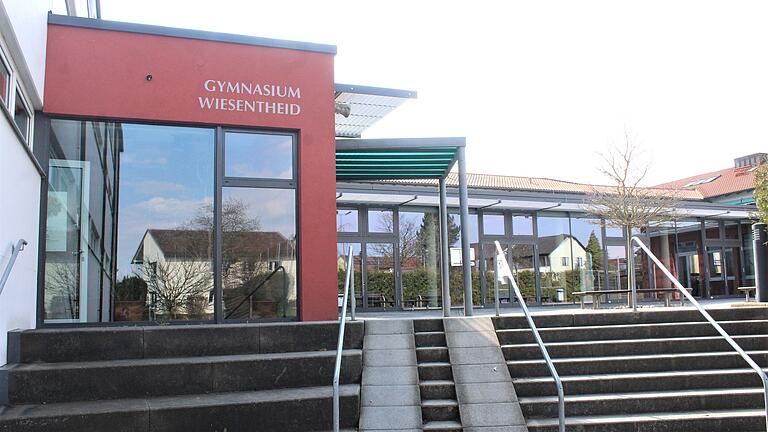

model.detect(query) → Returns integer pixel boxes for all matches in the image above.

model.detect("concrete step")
[502,335,768,359]
[525,408,766,432]
[4,350,363,404]
[422,420,462,431]
[0,385,361,432]
[513,368,768,397]
[493,308,768,330]
[420,380,457,400]
[520,387,765,417]
[419,362,453,381]
[496,320,768,344]
[415,331,447,347]
[417,346,450,363]
[8,321,365,363]
[414,319,444,333]
[421,399,460,422]
[507,351,768,377]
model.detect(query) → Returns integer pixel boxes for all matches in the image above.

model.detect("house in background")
[535,234,589,273]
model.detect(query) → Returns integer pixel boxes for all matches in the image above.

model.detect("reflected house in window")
[535,235,589,274]
[132,229,295,320]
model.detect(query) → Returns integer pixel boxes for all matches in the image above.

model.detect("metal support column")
[458,147,473,316]
[754,223,768,302]
[439,178,451,317]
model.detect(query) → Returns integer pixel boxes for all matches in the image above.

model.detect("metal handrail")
[631,236,768,431]
[333,246,356,432]
[494,241,565,432]
[0,239,28,297]
[224,265,286,319]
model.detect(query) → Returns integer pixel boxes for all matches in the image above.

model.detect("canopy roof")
[336,137,464,180]
[334,83,417,138]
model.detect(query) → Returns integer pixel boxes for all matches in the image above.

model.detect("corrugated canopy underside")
[334,84,416,138]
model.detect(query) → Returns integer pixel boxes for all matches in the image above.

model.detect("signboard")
[450,247,475,267]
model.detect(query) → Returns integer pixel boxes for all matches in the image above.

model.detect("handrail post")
[495,241,565,432]
[631,235,768,432]
[333,246,354,432]
[493,249,500,317]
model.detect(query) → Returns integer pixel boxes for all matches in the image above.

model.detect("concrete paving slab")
[362,366,419,386]
[460,402,526,427]
[365,319,414,335]
[445,331,499,348]
[361,384,420,406]
[456,382,518,404]
[448,347,505,365]
[444,317,496,333]
[359,405,423,430]
[363,349,417,366]
[452,364,512,384]
[364,334,416,351]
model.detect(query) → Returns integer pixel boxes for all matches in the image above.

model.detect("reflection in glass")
[512,214,533,235]
[705,220,720,239]
[0,60,9,108]
[221,187,296,320]
[337,243,363,309]
[448,213,481,306]
[368,209,394,233]
[336,209,359,232]
[399,211,441,309]
[14,90,30,140]
[606,245,627,293]
[570,216,604,291]
[224,132,293,179]
[365,243,395,308]
[537,214,577,301]
[675,220,703,296]
[742,223,755,281]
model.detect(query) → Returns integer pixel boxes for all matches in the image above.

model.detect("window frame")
[0,47,11,110]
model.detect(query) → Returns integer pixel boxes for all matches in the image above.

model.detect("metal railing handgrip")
[0,239,28,297]
[631,236,768,432]
[333,246,355,432]
[495,241,565,432]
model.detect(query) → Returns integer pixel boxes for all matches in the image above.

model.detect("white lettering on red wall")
[198,79,302,116]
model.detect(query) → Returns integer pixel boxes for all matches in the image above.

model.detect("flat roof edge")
[335,83,417,99]
[336,137,466,149]
[48,13,338,55]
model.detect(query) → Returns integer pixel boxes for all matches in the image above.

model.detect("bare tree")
[138,259,213,319]
[583,130,679,309]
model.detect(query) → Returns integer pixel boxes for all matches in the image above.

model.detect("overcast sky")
[101,0,768,186]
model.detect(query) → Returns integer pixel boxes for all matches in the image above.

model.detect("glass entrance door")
[677,253,702,296]
[337,242,362,310]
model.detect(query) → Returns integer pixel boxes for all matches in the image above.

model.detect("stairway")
[414,319,462,432]
[494,307,768,432]
[0,321,364,432]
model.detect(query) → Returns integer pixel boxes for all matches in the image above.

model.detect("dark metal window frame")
[35,115,300,327]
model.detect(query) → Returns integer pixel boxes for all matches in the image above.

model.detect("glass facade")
[42,119,297,323]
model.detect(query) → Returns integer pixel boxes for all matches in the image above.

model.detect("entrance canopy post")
[458,146,473,316]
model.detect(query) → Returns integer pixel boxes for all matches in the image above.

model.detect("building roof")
[654,165,759,200]
[132,229,293,263]
[378,172,703,200]
[536,234,587,256]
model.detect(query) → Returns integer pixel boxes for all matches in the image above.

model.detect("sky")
[101,0,768,186]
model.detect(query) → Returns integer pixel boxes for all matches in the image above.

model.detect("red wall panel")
[45,24,339,321]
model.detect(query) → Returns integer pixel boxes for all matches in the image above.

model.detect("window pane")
[222,187,297,320]
[512,214,533,235]
[447,213,480,306]
[0,60,8,108]
[570,216,604,290]
[399,211,441,309]
[336,208,359,232]
[483,213,505,235]
[224,132,293,179]
[117,124,215,321]
[705,220,720,239]
[368,209,394,233]
[13,90,30,140]
[724,221,739,240]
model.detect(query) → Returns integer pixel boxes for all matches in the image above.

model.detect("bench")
[572,289,630,309]
[636,288,693,307]
[739,286,757,302]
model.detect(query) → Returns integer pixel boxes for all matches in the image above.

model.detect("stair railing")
[333,245,356,432]
[0,239,28,297]
[494,241,565,432]
[631,236,768,431]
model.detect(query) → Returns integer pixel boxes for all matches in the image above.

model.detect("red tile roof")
[654,166,757,199]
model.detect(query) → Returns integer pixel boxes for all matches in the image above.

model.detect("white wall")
[0,0,47,366]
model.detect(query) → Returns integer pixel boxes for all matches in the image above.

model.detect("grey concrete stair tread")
[0,384,360,419]
[501,334,763,349]
[519,386,765,404]
[415,331,445,336]
[507,349,768,365]
[513,367,768,384]
[525,408,766,427]
[7,349,363,370]
[421,380,455,386]
[421,399,459,407]
[417,347,448,351]
[420,362,452,367]
[423,420,462,430]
